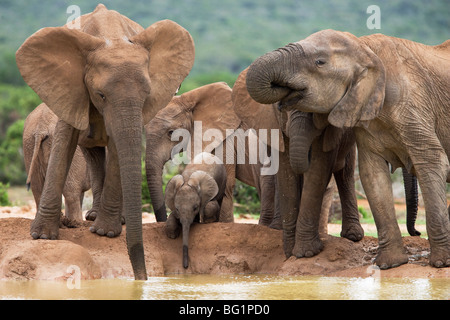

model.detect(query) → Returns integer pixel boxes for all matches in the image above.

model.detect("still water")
[1,274,449,300]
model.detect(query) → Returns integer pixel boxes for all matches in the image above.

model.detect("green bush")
[0,182,11,206]
[233,179,260,214]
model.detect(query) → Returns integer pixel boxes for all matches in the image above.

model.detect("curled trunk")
[246,43,305,105]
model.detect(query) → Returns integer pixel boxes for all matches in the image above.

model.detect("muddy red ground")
[0,207,447,280]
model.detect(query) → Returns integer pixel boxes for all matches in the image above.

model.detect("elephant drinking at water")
[16,4,195,280]
[245,30,450,269]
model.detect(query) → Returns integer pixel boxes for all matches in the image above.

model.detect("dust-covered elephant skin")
[233,68,363,259]
[164,152,227,268]
[246,30,450,269]
[145,82,280,228]
[23,103,93,227]
[16,4,194,280]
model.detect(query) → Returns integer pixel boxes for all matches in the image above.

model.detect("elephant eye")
[97,91,106,101]
[315,59,326,67]
[167,129,174,138]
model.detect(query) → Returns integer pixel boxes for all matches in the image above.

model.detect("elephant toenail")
[96,228,105,236]
[107,231,115,238]
[40,234,48,239]
[89,227,96,233]
[31,232,39,239]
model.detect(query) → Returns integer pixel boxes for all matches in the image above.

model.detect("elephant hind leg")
[333,146,364,242]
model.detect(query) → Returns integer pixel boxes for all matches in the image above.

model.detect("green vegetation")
[0,182,11,206]
[0,0,448,215]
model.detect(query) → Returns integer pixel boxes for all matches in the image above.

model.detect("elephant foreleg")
[292,142,333,258]
[277,149,301,257]
[82,146,106,222]
[30,119,79,239]
[358,145,408,269]
[89,140,123,237]
[333,145,364,242]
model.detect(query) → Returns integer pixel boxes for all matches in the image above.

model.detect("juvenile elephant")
[245,30,450,269]
[165,152,227,268]
[233,68,364,257]
[145,82,280,228]
[23,103,93,226]
[16,4,194,280]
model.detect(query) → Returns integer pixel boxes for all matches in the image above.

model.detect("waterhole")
[1,274,449,300]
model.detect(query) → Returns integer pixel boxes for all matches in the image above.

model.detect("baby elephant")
[165,152,227,268]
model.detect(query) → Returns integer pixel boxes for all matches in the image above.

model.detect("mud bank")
[0,217,447,280]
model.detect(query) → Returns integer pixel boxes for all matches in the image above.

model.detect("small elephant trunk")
[182,221,191,268]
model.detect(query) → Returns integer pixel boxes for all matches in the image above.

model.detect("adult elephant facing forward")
[246,30,450,269]
[16,4,194,280]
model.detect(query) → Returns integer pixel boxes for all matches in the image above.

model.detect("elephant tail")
[26,134,47,189]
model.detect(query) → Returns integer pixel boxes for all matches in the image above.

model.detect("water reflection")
[1,275,449,300]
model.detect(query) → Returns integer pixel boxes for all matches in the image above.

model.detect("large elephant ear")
[131,20,195,125]
[183,82,241,150]
[165,174,185,212]
[232,68,285,152]
[328,32,386,128]
[16,27,104,130]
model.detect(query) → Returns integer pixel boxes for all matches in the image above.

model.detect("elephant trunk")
[402,168,420,236]
[288,111,321,174]
[111,100,147,280]
[145,146,168,222]
[181,219,192,268]
[246,43,305,105]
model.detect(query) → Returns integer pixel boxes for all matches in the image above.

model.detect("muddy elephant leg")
[30,120,79,239]
[358,146,408,269]
[219,164,236,223]
[165,213,181,239]
[259,167,275,227]
[292,142,333,258]
[318,178,336,235]
[82,146,105,222]
[89,140,123,237]
[61,147,88,227]
[277,149,301,257]
[333,146,364,242]
[409,156,450,268]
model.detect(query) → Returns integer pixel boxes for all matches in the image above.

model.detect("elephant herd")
[16,5,449,280]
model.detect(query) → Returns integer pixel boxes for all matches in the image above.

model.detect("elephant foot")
[374,247,408,269]
[89,213,122,238]
[165,217,181,239]
[61,216,83,228]
[85,209,98,221]
[292,236,324,258]
[340,222,364,242]
[30,212,61,240]
[429,246,450,268]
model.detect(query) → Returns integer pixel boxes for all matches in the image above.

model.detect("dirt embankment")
[0,208,447,281]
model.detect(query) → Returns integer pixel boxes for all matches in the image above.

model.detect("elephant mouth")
[278,88,307,110]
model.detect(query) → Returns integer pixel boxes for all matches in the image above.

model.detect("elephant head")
[165,170,220,268]
[233,67,339,174]
[16,5,195,280]
[145,82,240,222]
[245,29,386,129]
